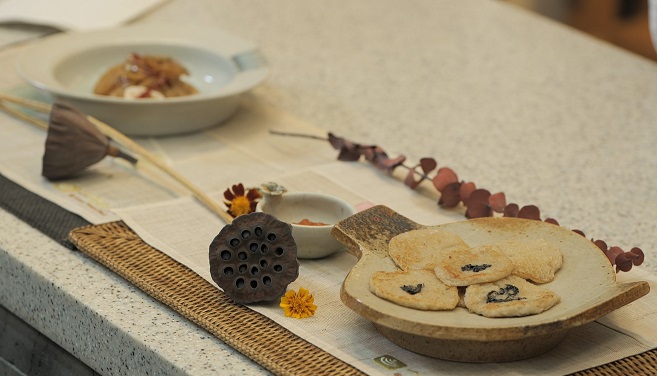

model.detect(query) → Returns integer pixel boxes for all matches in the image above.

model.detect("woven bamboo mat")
[68,221,657,376]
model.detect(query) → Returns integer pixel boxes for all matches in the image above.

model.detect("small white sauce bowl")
[256,192,356,259]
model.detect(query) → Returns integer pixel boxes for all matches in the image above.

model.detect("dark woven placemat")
[2,173,656,375]
[0,174,89,248]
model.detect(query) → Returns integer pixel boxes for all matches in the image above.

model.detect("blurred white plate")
[16,24,269,136]
[0,0,164,31]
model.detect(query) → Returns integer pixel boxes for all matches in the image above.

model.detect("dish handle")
[232,50,267,71]
[332,205,423,259]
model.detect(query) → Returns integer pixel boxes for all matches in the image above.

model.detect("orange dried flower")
[280,287,317,319]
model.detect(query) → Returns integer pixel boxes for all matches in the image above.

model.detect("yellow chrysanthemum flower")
[280,287,317,318]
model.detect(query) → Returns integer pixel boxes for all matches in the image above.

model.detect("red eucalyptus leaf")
[615,253,633,272]
[572,229,586,237]
[459,182,476,202]
[438,182,461,208]
[593,239,608,252]
[517,205,540,220]
[327,133,363,161]
[544,218,559,225]
[629,247,645,265]
[378,155,407,172]
[420,157,437,174]
[503,203,519,217]
[488,192,506,213]
[465,189,490,206]
[336,147,361,161]
[466,204,492,219]
[359,147,376,162]
[607,246,624,265]
[404,169,422,189]
[432,167,458,192]
[327,133,345,150]
[465,189,492,218]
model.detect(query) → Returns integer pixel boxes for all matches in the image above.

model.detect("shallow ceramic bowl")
[257,192,356,259]
[16,25,268,136]
[332,205,650,363]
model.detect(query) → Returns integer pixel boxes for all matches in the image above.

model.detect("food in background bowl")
[93,53,198,99]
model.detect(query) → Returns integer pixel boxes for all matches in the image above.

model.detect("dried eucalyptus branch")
[270,130,645,273]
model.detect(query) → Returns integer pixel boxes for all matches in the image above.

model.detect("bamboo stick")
[0,100,48,130]
[0,93,235,224]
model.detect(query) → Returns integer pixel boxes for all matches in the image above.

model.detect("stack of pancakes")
[370,228,563,318]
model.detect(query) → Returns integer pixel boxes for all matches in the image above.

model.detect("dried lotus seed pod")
[209,212,299,304]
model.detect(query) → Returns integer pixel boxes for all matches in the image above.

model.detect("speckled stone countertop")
[1,0,656,375]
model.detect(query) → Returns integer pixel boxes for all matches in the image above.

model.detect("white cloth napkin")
[0,0,164,31]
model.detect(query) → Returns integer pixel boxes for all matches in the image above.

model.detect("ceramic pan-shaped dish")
[332,206,649,362]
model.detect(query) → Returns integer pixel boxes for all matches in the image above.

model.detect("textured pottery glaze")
[332,205,650,362]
